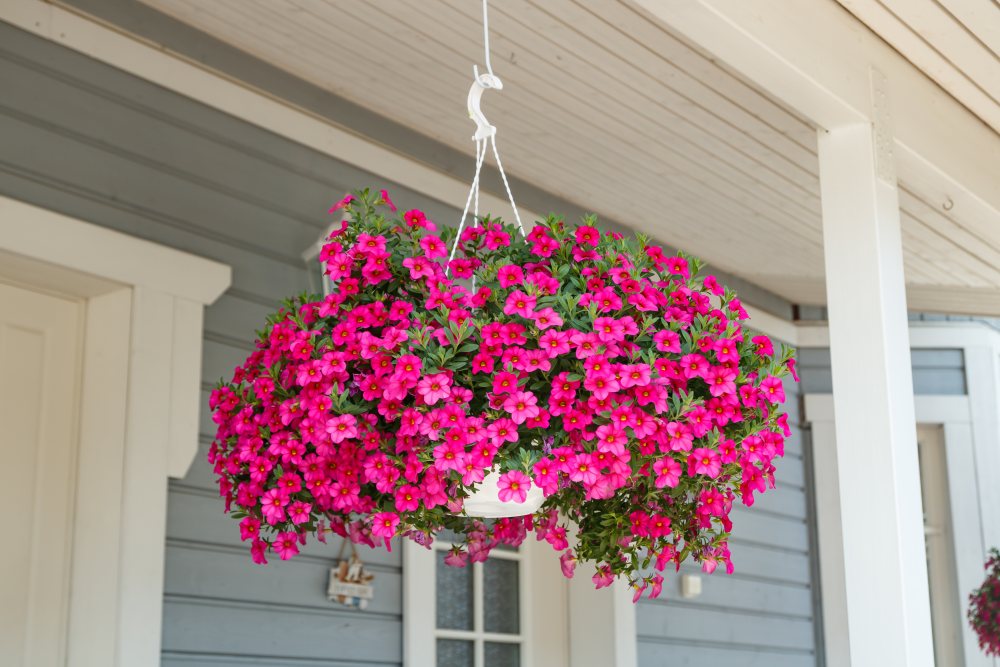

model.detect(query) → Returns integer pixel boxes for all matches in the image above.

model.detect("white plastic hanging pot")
[463,468,544,518]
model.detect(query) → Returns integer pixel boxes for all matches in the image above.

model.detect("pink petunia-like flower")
[653,456,682,488]
[560,550,577,578]
[288,500,313,525]
[272,532,300,560]
[394,485,422,512]
[402,255,435,280]
[416,373,452,405]
[260,488,289,525]
[759,375,786,404]
[239,516,261,541]
[486,417,519,444]
[502,390,540,425]
[420,235,447,259]
[326,414,358,443]
[531,307,563,330]
[328,193,354,213]
[705,365,738,397]
[371,511,400,539]
[666,255,690,278]
[403,209,434,230]
[575,225,600,247]
[593,565,615,589]
[504,290,537,318]
[496,264,524,287]
[378,189,397,211]
[497,470,531,503]
[688,447,722,478]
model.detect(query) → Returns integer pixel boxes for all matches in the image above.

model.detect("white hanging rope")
[489,134,525,237]
[481,0,495,80]
[447,0,526,271]
[448,137,487,266]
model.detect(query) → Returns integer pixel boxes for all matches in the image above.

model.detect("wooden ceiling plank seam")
[547,0,820,172]
[897,209,1000,286]
[899,221,988,287]
[407,0,825,217]
[148,0,824,235]
[199,3,827,262]
[318,0,829,234]
[608,0,821,147]
[934,0,1000,58]
[145,3,832,288]
[451,0,824,196]
[878,0,1000,103]
[898,187,1000,273]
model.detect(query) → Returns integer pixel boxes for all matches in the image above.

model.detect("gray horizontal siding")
[637,376,820,665]
[0,23,446,666]
[797,347,966,395]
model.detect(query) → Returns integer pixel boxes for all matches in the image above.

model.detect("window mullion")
[474,561,485,667]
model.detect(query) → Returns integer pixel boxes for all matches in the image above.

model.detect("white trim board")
[0,193,230,667]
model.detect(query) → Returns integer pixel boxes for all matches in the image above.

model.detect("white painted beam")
[634,0,1000,262]
[817,115,933,664]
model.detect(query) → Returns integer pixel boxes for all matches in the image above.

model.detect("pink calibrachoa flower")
[496,264,524,287]
[503,390,540,425]
[759,375,786,404]
[504,290,537,318]
[416,373,451,405]
[688,447,722,478]
[497,470,531,503]
[653,456,682,488]
[209,188,797,603]
[371,512,401,539]
[272,532,300,560]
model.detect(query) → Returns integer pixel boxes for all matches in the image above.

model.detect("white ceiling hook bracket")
[467,64,503,141]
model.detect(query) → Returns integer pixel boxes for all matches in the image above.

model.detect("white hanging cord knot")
[448,0,526,274]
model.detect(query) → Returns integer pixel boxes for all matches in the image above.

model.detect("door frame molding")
[0,195,230,666]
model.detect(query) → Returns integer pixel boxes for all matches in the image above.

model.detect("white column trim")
[0,195,230,666]
[818,116,934,665]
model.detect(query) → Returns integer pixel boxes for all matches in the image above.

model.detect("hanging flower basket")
[969,548,1000,656]
[208,188,796,599]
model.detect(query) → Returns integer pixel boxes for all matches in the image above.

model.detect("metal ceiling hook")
[467,64,503,141]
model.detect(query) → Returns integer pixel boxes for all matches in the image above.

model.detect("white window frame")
[404,534,555,667]
[0,195,230,666]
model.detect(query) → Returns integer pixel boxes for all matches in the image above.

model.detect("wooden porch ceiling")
[140,0,1000,311]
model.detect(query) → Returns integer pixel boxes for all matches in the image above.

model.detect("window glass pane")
[438,525,519,551]
[483,558,520,634]
[485,641,521,667]
[437,639,474,667]
[436,550,474,630]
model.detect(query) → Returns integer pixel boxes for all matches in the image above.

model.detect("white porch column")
[817,76,934,665]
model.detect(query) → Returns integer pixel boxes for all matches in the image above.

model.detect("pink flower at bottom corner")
[497,470,531,503]
[272,532,300,561]
[559,550,577,578]
[592,565,614,589]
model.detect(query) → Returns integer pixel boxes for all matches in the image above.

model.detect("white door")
[0,282,83,666]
